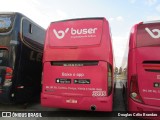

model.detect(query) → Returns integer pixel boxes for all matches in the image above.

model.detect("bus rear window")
[137,23,160,47]
[0,50,8,66]
[49,19,103,47]
[0,14,15,33]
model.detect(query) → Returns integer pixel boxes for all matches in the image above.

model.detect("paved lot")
[0,81,144,120]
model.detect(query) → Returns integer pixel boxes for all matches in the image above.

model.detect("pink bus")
[41,18,114,111]
[127,21,160,112]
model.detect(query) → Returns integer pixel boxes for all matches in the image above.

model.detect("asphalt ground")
[0,80,146,120]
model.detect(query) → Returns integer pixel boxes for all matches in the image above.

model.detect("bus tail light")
[4,67,13,86]
[108,63,112,96]
[130,75,143,103]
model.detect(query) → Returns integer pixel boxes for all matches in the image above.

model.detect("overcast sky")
[0,0,160,67]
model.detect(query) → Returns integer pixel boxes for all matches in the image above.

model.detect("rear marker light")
[4,67,13,86]
[11,93,14,97]
[131,92,137,98]
[17,86,24,89]
[130,75,143,103]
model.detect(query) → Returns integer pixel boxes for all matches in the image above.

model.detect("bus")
[127,21,160,112]
[41,17,114,111]
[0,12,45,104]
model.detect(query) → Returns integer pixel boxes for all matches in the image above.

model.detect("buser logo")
[53,28,69,39]
[145,27,160,39]
[53,28,98,39]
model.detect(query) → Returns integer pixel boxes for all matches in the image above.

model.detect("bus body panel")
[127,22,160,112]
[41,18,114,111]
[41,92,113,111]
[136,48,160,107]
[0,12,45,104]
[13,15,44,103]
[128,98,160,111]
[42,61,107,97]
[13,44,42,103]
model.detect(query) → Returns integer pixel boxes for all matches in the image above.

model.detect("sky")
[0,0,160,68]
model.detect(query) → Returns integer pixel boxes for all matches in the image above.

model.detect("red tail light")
[4,67,13,86]
[6,67,13,73]
[130,75,143,103]
[5,75,12,79]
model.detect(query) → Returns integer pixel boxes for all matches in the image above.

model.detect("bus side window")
[29,24,32,34]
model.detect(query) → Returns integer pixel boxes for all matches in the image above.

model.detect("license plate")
[66,99,77,103]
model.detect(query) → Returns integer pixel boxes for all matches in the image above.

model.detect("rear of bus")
[128,21,160,112]
[0,14,15,103]
[41,18,114,111]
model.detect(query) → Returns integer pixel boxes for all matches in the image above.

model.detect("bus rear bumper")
[41,93,113,111]
[128,98,160,111]
[128,98,160,119]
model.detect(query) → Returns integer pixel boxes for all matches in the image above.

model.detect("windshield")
[0,14,15,33]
